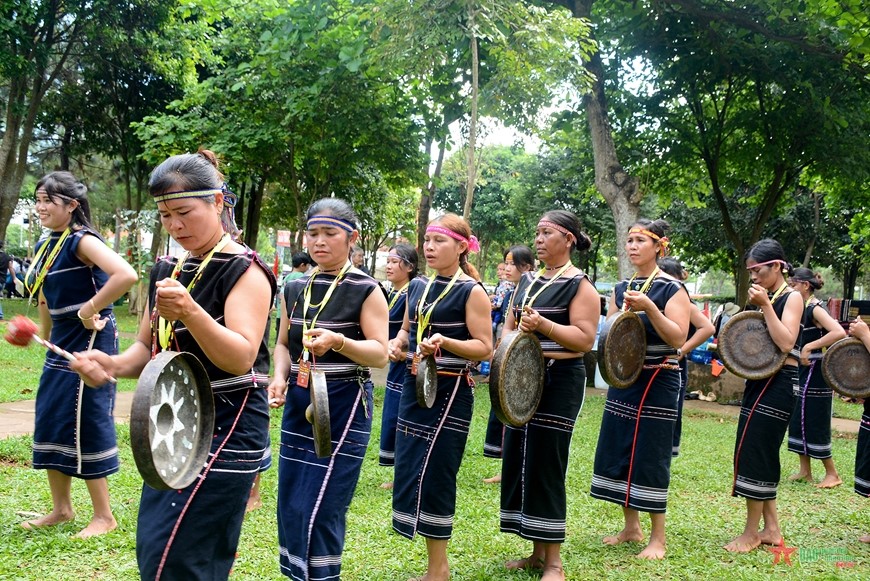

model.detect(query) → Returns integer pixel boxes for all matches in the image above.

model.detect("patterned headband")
[629,227,670,257]
[537,220,572,238]
[307,215,356,232]
[387,253,411,265]
[152,189,222,204]
[426,225,480,253]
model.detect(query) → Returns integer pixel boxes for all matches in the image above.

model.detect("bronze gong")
[717,310,787,380]
[822,337,870,399]
[489,331,545,426]
[415,354,438,408]
[597,311,646,388]
[309,369,332,458]
[130,351,215,491]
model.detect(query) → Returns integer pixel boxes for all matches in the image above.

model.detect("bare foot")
[816,474,842,489]
[505,556,544,571]
[724,531,761,553]
[637,539,666,559]
[246,496,263,513]
[483,474,501,484]
[542,563,565,580]
[603,527,644,545]
[20,510,74,530]
[380,481,394,490]
[758,528,782,545]
[787,471,813,483]
[859,534,870,543]
[74,515,117,539]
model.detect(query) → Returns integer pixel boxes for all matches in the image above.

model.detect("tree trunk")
[843,258,859,301]
[568,0,642,279]
[244,176,266,248]
[802,190,821,267]
[417,138,447,256]
[463,15,480,222]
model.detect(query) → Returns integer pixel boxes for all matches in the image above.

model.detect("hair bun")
[197,149,220,169]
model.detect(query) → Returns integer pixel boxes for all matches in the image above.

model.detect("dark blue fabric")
[32,229,118,478]
[278,378,373,580]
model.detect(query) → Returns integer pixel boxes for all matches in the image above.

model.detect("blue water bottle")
[479,360,491,376]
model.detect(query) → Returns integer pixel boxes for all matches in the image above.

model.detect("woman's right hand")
[747,284,772,308]
[268,378,288,408]
[70,350,116,388]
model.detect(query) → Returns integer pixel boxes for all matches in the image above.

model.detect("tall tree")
[540,0,646,278]
[631,0,870,300]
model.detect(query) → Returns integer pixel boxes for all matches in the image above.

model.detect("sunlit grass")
[0,384,866,579]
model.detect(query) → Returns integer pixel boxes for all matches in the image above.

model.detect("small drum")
[415,354,438,408]
[822,337,870,399]
[718,310,787,379]
[130,351,215,491]
[597,311,646,388]
[309,369,332,458]
[489,331,545,426]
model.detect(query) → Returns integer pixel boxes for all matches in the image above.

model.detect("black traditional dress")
[500,271,590,542]
[788,301,834,459]
[392,275,479,540]
[483,286,515,459]
[731,291,799,501]
[278,268,382,580]
[379,282,412,466]
[32,229,119,479]
[591,276,686,513]
[136,249,275,581]
[855,399,870,497]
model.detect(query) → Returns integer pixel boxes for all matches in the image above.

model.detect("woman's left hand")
[799,345,812,366]
[303,328,344,357]
[79,312,107,332]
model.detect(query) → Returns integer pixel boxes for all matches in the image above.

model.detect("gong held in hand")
[597,311,646,388]
[717,311,787,380]
[130,351,215,491]
[415,353,438,408]
[489,331,545,426]
[306,369,332,458]
[821,337,870,399]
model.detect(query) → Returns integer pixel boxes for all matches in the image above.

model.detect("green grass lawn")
[0,380,867,579]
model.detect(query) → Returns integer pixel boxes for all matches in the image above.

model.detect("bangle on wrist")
[334,333,346,353]
[77,309,90,321]
[548,320,556,335]
[89,299,98,315]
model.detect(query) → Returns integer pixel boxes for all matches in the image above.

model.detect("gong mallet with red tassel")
[5,315,116,383]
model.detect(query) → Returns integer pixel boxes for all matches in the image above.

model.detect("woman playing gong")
[390,213,492,581]
[483,244,535,484]
[848,316,870,543]
[590,219,691,559]
[786,268,845,488]
[268,198,389,580]
[499,212,600,580]
[379,243,420,487]
[724,238,802,552]
[22,172,137,538]
[656,257,715,457]
[73,151,275,579]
